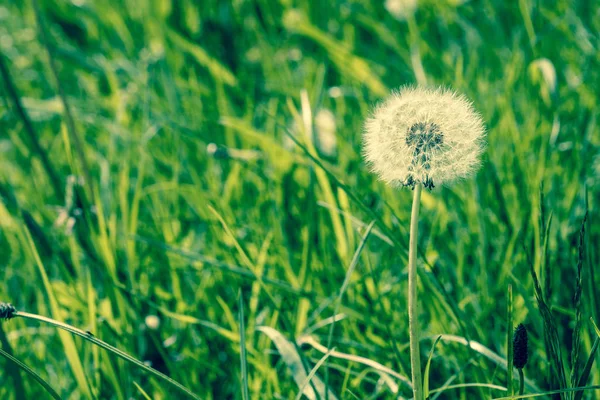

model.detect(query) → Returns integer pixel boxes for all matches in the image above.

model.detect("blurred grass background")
[0,0,599,398]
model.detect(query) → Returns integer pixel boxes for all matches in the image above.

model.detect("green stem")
[0,346,60,399]
[14,311,201,400]
[519,368,525,396]
[408,183,423,400]
[507,284,513,397]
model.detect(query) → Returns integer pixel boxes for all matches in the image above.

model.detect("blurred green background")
[0,0,599,399]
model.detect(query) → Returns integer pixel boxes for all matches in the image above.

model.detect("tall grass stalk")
[507,284,514,397]
[0,346,60,399]
[12,310,201,400]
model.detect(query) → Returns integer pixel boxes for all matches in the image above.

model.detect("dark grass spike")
[513,324,528,370]
[570,213,587,388]
[513,323,529,396]
[0,302,16,320]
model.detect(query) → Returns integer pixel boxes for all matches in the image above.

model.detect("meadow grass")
[0,0,599,399]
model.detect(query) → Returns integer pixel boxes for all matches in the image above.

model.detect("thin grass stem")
[0,324,26,398]
[0,346,61,399]
[518,369,524,396]
[13,311,201,400]
[507,284,513,396]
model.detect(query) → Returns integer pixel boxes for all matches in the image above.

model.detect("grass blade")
[298,335,412,391]
[524,213,568,395]
[24,227,94,399]
[574,318,600,400]
[430,383,507,396]
[258,326,338,400]
[266,109,473,344]
[132,382,153,400]
[165,28,237,87]
[435,335,541,393]
[492,385,600,399]
[32,0,94,202]
[13,310,201,400]
[423,335,442,398]
[0,346,62,399]
[295,348,336,400]
[239,291,250,400]
[324,221,375,393]
[0,324,26,398]
[573,337,599,400]
[570,213,587,388]
[507,284,514,397]
[0,50,63,200]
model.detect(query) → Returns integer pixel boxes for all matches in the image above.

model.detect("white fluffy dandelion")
[363,86,485,400]
[363,86,485,189]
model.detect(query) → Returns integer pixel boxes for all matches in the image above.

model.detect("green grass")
[0,0,599,398]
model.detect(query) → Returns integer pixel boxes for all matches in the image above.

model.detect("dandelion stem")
[408,183,423,400]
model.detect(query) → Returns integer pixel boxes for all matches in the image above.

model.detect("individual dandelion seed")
[513,323,528,395]
[0,302,16,320]
[362,85,486,400]
[363,86,485,190]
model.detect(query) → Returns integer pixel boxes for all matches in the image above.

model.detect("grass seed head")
[513,323,529,369]
[363,86,485,189]
[0,302,16,320]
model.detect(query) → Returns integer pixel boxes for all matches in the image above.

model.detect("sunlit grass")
[0,0,599,399]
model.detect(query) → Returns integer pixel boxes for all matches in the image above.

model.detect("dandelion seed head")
[363,86,485,189]
[315,109,337,157]
[145,315,161,330]
[385,0,418,20]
